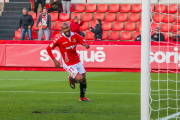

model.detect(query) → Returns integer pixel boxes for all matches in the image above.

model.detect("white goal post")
[141,0,151,120]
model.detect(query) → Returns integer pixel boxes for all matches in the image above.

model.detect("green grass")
[0,71,179,120]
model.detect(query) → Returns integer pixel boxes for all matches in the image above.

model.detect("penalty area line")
[159,112,180,120]
[0,91,139,95]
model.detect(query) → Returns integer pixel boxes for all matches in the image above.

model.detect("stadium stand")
[0,1,179,41]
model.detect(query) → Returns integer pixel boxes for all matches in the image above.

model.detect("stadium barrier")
[0,40,180,72]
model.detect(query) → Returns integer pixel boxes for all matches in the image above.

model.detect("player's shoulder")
[72,32,81,37]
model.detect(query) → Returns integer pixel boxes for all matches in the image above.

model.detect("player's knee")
[75,74,83,83]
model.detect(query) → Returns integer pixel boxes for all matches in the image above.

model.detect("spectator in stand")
[19,8,34,40]
[37,7,51,41]
[48,0,61,20]
[168,31,174,42]
[62,0,71,14]
[151,27,165,41]
[34,0,46,17]
[89,19,102,41]
[70,16,85,37]
[135,29,141,41]
[173,29,180,42]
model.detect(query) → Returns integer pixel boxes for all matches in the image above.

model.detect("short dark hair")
[43,7,47,10]
[178,29,180,31]
[97,19,101,24]
[74,16,78,20]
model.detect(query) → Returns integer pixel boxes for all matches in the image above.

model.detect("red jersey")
[46,32,87,66]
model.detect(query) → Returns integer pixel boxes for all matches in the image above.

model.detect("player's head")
[73,16,79,23]
[22,8,28,15]
[42,7,47,14]
[96,19,101,24]
[61,23,70,37]
[155,27,159,34]
[178,29,180,35]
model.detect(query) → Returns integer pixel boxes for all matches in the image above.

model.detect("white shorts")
[63,62,86,79]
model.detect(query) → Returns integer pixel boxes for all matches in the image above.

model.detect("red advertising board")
[0,41,180,71]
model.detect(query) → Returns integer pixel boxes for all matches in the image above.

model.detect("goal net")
[149,2,180,120]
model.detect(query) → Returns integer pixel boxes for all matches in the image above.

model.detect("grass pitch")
[0,71,179,120]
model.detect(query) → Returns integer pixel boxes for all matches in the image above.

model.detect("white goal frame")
[141,0,151,120]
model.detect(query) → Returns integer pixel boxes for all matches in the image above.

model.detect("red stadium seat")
[167,4,177,13]
[71,13,81,21]
[121,32,132,40]
[124,22,136,31]
[59,13,69,21]
[175,14,180,23]
[13,31,21,39]
[32,22,40,30]
[108,31,120,40]
[97,4,108,12]
[49,13,58,21]
[50,22,54,30]
[128,13,140,22]
[85,31,94,40]
[27,31,37,40]
[85,4,96,12]
[70,4,74,12]
[42,33,46,40]
[162,33,170,41]
[163,14,175,23]
[133,32,140,40]
[155,4,166,13]
[161,23,172,32]
[108,4,120,12]
[151,4,155,12]
[102,31,108,40]
[112,22,124,31]
[120,4,131,13]
[50,31,61,40]
[54,22,64,30]
[172,23,180,32]
[131,4,142,13]
[46,4,51,9]
[105,13,116,22]
[136,22,141,31]
[74,4,85,12]
[90,21,96,28]
[153,14,164,23]
[28,13,39,21]
[102,22,112,31]
[94,13,104,21]
[82,13,93,22]
[116,13,128,22]
[80,22,89,31]
[151,23,160,31]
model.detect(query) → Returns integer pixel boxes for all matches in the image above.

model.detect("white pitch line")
[159,112,180,120]
[0,79,140,82]
[0,91,139,95]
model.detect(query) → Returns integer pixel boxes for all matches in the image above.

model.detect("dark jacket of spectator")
[151,33,165,41]
[135,35,141,41]
[50,0,61,9]
[173,35,180,41]
[91,23,103,40]
[62,0,71,1]
[70,20,84,35]
[19,14,34,29]
[36,13,51,28]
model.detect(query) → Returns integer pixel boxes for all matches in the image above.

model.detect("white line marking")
[0,91,139,95]
[159,112,180,120]
[0,79,140,82]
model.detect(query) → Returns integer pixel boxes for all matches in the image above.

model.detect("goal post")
[141,0,151,120]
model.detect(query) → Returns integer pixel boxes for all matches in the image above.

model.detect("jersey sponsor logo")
[66,44,77,49]
[62,42,68,44]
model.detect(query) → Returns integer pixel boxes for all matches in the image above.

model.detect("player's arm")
[46,39,61,68]
[76,34,90,49]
